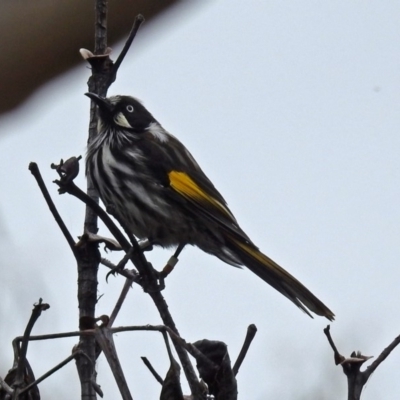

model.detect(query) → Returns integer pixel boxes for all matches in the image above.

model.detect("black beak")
[85,92,113,112]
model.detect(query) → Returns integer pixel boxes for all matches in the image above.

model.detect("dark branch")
[15,299,50,387]
[18,350,86,396]
[232,324,257,376]
[323,325,345,365]
[110,15,145,83]
[141,357,164,385]
[95,326,133,400]
[323,325,400,400]
[108,276,136,327]
[29,162,77,255]
[364,333,400,380]
[94,0,108,55]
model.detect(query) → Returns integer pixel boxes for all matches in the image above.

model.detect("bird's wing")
[167,169,252,243]
[142,131,252,243]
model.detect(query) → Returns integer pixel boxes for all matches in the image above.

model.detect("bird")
[85,92,334,321]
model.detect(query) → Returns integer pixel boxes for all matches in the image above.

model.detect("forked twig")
[324,325,400,400]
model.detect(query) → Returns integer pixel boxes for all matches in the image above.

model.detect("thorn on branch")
[79,47,114,77]
[77,232,123,252]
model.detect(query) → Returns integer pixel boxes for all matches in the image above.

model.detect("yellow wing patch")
[168,171,234,219]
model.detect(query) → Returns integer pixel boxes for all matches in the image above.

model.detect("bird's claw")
[105,247,134,282]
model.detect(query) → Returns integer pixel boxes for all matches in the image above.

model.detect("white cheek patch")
[114,112,133,128]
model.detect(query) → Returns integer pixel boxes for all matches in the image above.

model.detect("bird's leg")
[138,237,167,292]
[160,243,186,278]
[140,243,186,290]
[139,240,186,292]
[140,261,166,292]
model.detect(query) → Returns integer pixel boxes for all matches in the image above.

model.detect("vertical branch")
[94,0,108,55]
[76,1,110,399]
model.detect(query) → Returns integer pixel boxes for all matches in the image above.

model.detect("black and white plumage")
[85,92,334,320]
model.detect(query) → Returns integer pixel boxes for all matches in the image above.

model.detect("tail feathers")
[229,238,335,321]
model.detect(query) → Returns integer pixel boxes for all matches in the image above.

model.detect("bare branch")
[110,15,145,83]
[232,324,257,376]
[15,299,50,387]
[108,277,135,327]
[19,350,85,396]
[364,333,400,380]
[323,325,345,365]
[95,327,133,400]
[141,357,164,385]
[54,177,202,396]
[29,162,77,255]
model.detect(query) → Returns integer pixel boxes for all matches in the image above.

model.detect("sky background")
[1,1,400,399]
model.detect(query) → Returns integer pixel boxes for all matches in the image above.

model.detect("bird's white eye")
[126,105,134,113]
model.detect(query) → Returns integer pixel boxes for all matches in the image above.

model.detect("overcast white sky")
[1,1,400,399]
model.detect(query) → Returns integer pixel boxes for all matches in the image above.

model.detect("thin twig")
[364,333,400,379]
[18,350,85,396]
[14,324,167,344]
[95,327,133,400]
[149,290,202,396]
[232,324,257,376]
[141,357,164,385]
[15,299,49,387]
[324,325,345,365]
[55,180,142,260]
[29,163,77,255]
[110,15,145,82]
[108,277,135,327]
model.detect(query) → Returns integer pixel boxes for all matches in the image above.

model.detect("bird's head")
[85,93,156,133]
